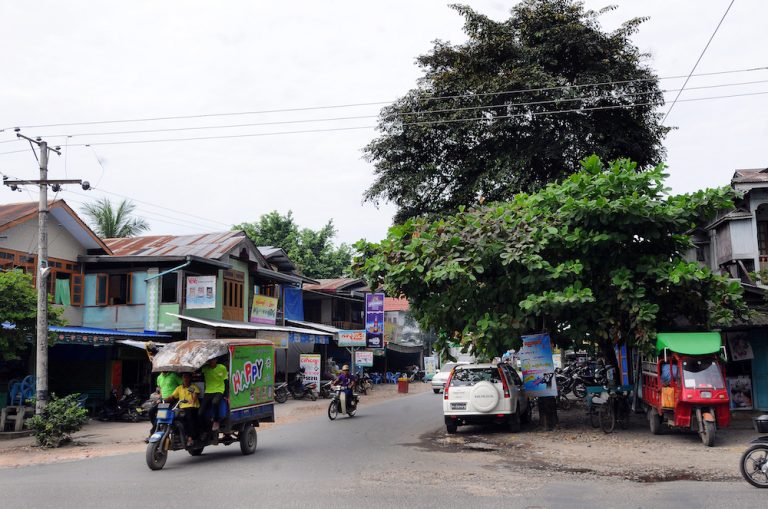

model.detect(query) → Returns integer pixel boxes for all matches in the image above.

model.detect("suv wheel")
[507,409,521,432]
[446,423,457,434]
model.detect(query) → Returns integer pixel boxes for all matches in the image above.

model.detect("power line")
[52,89,768,148]
[0,149,30,156]
[28,78,768,141]
[663,0,736,123]
[5,65,767,131]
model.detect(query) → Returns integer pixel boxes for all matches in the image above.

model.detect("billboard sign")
[186,275,216,309]
[519,333,558,397]
[300,354,321,392]
[229,344,274,409]
[365,293,385,349]
[355,351,374,367]
[251,294,279,325]
[338,329,366,347]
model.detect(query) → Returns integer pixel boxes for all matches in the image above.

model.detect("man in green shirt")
[146,371,182,442]
[199,358,228,431]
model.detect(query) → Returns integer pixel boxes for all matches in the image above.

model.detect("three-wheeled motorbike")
[145,338,275,470]
[640,332,730,447]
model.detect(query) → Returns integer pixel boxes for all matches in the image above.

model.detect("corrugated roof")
[732,168,768,184]
[384,297,410,312]
[303,278,369,292]
[0,201,39,229]
[105,231,246,260]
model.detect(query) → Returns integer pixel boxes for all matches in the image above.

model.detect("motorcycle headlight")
[156,409,169,420]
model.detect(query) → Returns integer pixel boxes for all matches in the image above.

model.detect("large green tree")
[354,157,748,362]
[0,270,64,360]
[235,211,352,279]
[364,1,668,222]
[81,198,150,238]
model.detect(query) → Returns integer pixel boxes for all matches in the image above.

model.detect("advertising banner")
[727,375,754,410]
[424,356,438,375]
[186,275,216,309]
[300,354,321,392]
[251,294,279,325]
[355,351,374,367]
[338,330,366,347]
[519,333,558,397]
[365,293,385,349]
[728,333,754,361]
[229,344,274,409]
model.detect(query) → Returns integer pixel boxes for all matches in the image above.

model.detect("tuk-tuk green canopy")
[655,332,722,355]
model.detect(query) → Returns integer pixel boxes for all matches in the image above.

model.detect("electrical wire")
[0,149,29,156]
[28,78,768,141]
[663,0,736,123]
[4,65,767,131]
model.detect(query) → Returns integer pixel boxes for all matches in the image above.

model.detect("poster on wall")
[728,333,754,361]
[365,293,385,349]
[186,275,216,309]
[424,356,438,375]
[355,351,374,367]
[251,294,279,324]
[727,375,754,410]
[519,333,558,397]
[300,354,321,392]
[338,330,366,347]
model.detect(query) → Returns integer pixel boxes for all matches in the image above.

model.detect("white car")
[442,363,530,433]
[431,362,469,393]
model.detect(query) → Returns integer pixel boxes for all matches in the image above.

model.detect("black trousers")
[180,408,198,441]
[199,392,223,427]
[148,403,159,434]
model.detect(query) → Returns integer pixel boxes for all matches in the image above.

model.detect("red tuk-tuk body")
[641,332,730,447]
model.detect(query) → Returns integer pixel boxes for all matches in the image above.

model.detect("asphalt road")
[1,391,766,509]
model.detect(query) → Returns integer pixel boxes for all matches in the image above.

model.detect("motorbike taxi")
[145,338,275,470]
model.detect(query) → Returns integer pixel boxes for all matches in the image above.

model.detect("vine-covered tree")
[364,1,668,222]
[355,157,747,362]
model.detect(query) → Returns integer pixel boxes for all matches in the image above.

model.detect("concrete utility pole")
[3,131,90,414]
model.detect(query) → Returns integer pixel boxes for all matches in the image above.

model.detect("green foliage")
[0,270,64,361]
[354,157,748,360]
[81,198,150,238]
[26,393,89,448]
[364,1,668,222]
[235,211,352,279]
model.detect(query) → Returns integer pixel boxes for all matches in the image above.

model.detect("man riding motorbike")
[333,365,358,411]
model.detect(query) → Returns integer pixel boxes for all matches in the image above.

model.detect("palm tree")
[81,198,150,238]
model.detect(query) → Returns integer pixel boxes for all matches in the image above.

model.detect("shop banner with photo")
[727,375,754,410]
[251,294,279,325]
[338,329,366,347]
[424,356,438,375]
[186,275,216,309]
[728,333,754,361]
[300,354,322,392]
[365,292,385,349]
[355,351,374,367]
[519,333,558,397]
[229,344,274,409]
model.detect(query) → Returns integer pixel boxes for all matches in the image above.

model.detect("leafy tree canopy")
[235,211,352,279]
[0,270,64,360]
[354,157,748,361]
[364,1,668,222]
[81,198,150,238]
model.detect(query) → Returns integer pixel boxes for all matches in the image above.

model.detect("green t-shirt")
[157,372,183,399]
[202,363,228,394]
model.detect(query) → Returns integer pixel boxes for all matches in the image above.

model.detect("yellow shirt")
[171,384,200,408]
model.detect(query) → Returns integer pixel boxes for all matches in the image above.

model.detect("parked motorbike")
[355,373,373,395]
[328,386,357,420]
[740,414,768,488]
[274,382,289,404]
[287,372,317,401]
[319,380,334,399]
[98,387,143,422]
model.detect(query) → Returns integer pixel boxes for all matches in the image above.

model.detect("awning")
[656,332,722,355]
[167,313,331,346]
[49,326,172,346]
[286,320,342,334]
[386,342,424,354]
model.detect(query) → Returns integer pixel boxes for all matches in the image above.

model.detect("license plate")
[700,391,712,398]
[450,402,466,410]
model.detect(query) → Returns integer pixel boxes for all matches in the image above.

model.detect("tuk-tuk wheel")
[649,409,663,435]
[146,442,168,470]
[239,424,257,455]
[187,447,205,456]
[700,420,716,447]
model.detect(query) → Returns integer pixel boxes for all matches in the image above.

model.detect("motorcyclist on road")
[333,365,357,410]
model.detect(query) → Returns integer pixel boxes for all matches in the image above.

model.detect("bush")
[26,393,89,448]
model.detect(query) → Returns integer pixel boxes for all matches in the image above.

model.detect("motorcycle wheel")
[556,394,571,411]
[328,400,339,420]
[573,383,587,399]
[700,420,716,447]
[187,447,205,456]
[275,389,288,404]
[310,392,317,401]
[740,444,768,488]
[124,409,140,423]
[347,404,357,417]
[589,405,601,428]
[600,400,616,434]
[239,423,257,455]
[145,441,167,471]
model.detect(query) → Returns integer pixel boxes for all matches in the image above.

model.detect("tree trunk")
[538,396,558,430]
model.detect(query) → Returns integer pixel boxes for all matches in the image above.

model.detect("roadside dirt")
[0,382,432,469]
[420,395,757,483]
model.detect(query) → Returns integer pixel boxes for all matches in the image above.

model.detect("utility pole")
[3,131,90,414]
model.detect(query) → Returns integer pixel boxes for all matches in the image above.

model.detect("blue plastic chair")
[19,376,35,404]
[7,379,21,406]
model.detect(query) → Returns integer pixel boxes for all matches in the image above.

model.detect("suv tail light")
[444,369,455,400]
[499,367,511,398]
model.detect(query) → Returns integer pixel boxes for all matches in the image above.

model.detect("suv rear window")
[450,368,501,387]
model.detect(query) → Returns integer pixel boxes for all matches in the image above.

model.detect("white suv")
[431,361,469,393]
[442,363,530,434]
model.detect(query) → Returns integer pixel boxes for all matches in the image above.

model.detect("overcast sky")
[1,1,766,246]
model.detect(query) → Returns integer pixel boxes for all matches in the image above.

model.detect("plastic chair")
[20,376,35,404]
[7,380,22,406]
[76,394,89,409]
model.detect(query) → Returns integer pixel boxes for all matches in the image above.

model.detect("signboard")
[229,344,274,409]
[355,351,374,367]
[365,293,385,349]
[300,354,321,392]
[519,333,558,397]
[729,333,754,361]
[424,356,437,375]
[251,294,279,325]
[338,329,366,347]
[186,275,216,309]
[727,375,753,410]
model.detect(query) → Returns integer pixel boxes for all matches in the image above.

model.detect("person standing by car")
[145,371,182,442]
[200,357,228,431]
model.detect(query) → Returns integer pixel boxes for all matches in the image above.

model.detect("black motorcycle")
[98,388,143,422]
[328,386,357,420]
[741,414,768,488]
